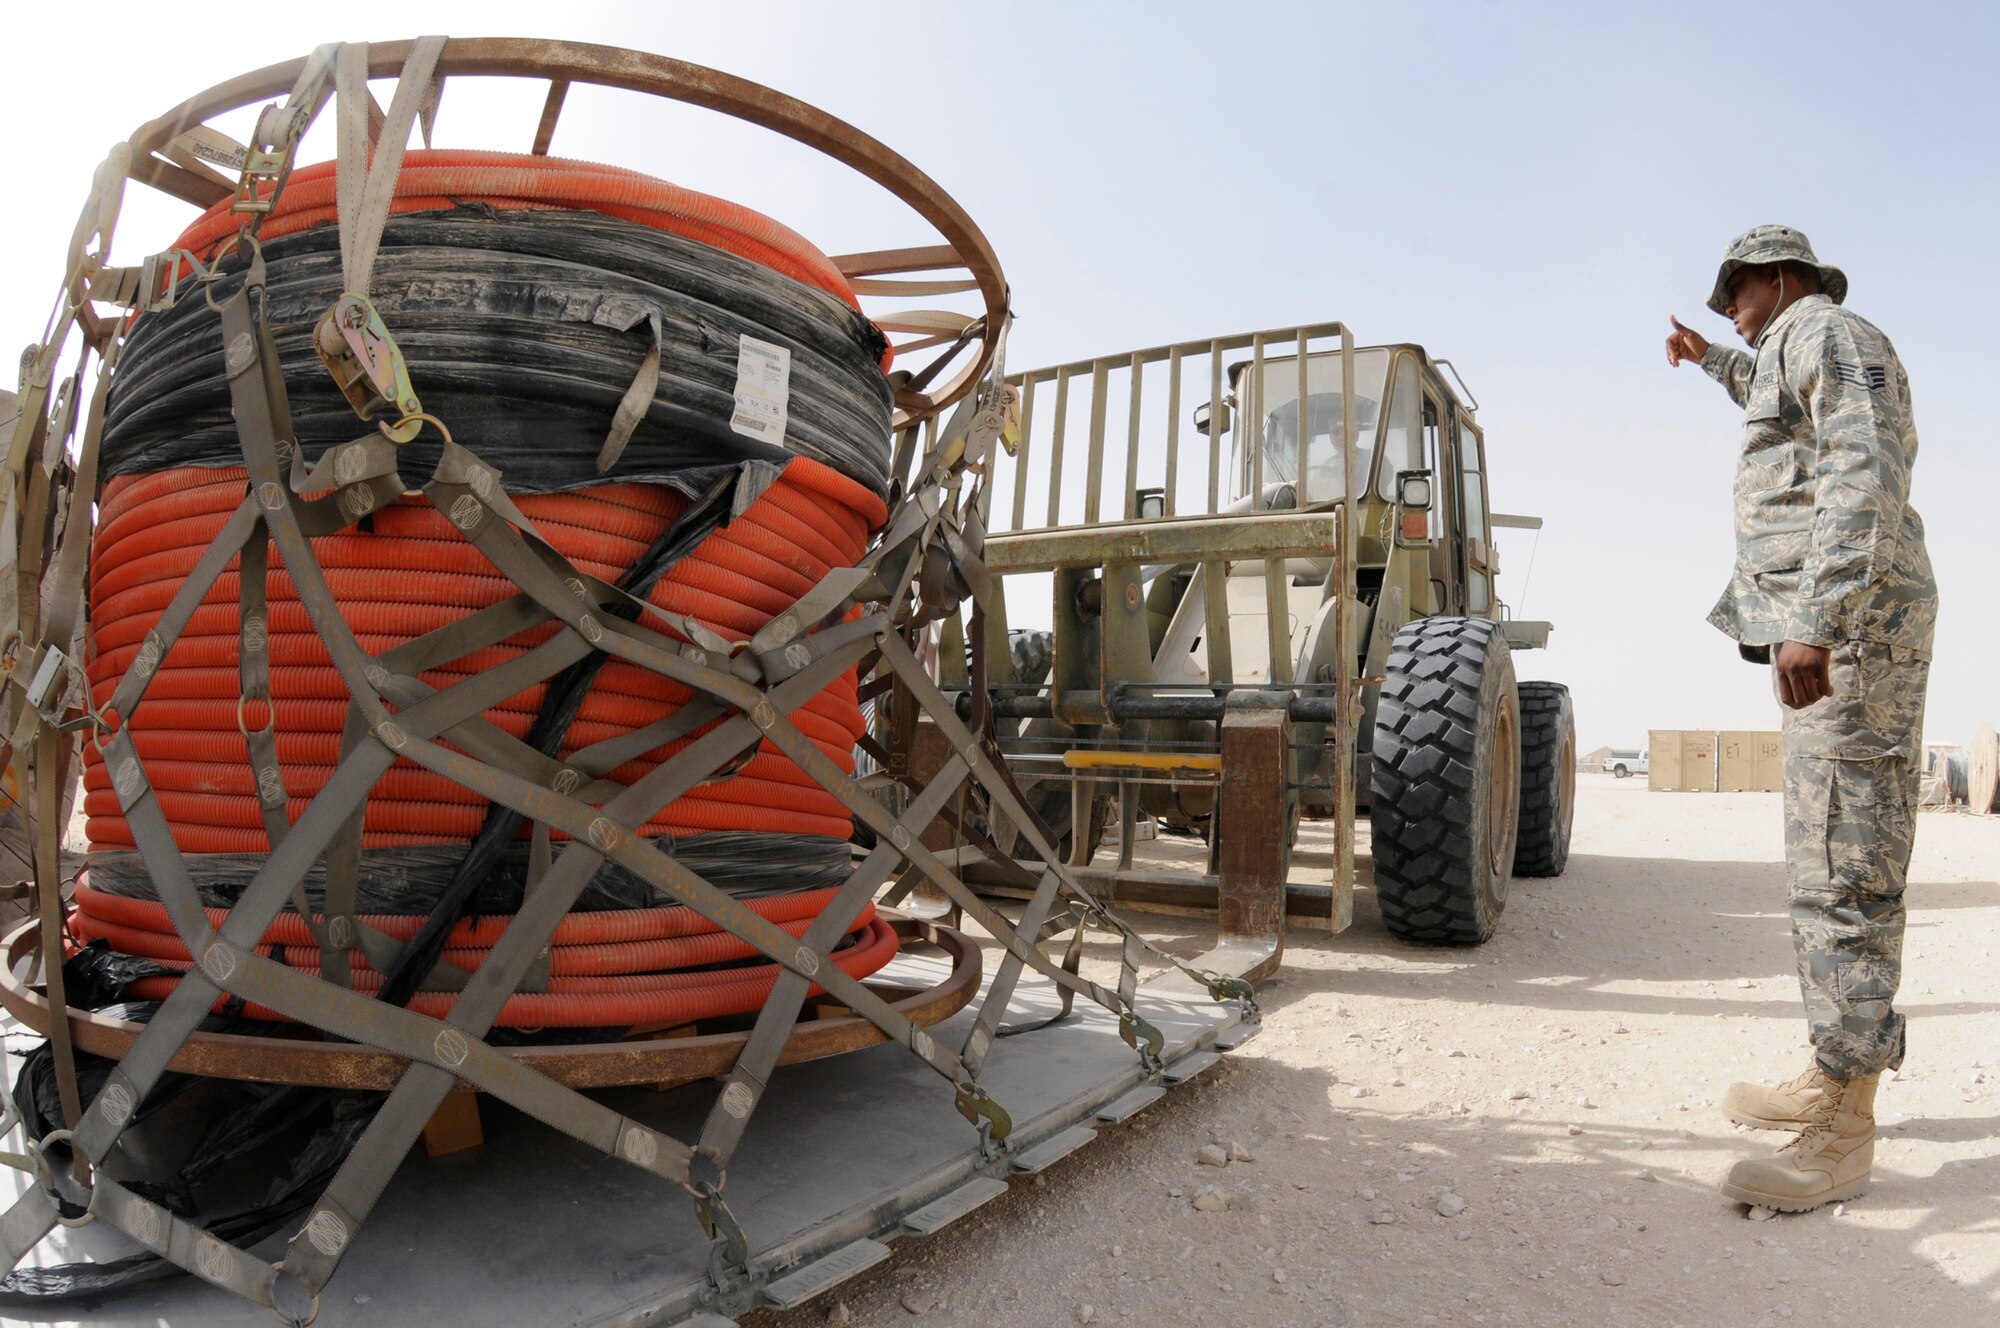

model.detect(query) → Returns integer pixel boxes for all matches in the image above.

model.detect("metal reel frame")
[121,36,1008,430]
[0,36,1251,1324]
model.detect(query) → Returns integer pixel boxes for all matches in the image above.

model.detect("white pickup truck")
[1606,749,1649,778]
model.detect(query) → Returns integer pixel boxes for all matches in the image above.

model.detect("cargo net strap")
[0,197,1249,1321]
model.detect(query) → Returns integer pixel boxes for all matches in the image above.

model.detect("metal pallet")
[1,953,1247,1326]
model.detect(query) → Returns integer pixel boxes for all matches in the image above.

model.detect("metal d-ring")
[202,231,266,313]
[237,692,276,739]
[268,1264,321,1327]
[31,1129,95,1228]
[679,1153,728,1202]
[90,703,121,753]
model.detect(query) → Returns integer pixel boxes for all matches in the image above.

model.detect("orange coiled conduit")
[68,881,891,1027]
[82,460,885,851]
[117,922,897,1028]
[80,158,901,1029]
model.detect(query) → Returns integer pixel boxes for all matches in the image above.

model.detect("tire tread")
[1370,617,1511,945]
[1514,681,1573,878]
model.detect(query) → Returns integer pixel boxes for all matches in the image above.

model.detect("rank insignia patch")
[1833,360,1888,391]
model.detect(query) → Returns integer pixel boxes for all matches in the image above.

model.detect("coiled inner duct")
[76,150,898,1028]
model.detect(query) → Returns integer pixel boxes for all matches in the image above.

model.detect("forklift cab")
[1221,345,1495,622]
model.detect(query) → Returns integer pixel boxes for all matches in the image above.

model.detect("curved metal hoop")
[123,37,1008,427]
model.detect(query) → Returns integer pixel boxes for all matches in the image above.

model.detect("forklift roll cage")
[931,323,1550,981]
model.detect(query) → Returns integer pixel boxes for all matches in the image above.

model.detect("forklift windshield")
[1238,349,1390,504]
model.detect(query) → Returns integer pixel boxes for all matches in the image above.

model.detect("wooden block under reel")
[422,1084,485,1157]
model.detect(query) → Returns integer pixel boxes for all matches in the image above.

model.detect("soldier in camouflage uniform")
[1666,225,1936,1211]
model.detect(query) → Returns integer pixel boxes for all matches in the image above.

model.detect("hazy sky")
[4,1,1994,751]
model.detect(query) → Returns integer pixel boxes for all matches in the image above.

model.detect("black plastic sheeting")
[83,831,855,913]
[103,205,894,495]
[2,945,382,1304]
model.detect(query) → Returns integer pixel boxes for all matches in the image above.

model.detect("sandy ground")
[746,773,2000,1328]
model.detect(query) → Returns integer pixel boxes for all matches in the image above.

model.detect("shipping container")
[1718,730,1784,792]
[1648,729,1718,792]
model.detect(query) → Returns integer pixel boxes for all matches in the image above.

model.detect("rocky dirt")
[746,774,2000,1328]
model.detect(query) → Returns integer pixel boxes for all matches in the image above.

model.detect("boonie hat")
[1706,225,1848,315]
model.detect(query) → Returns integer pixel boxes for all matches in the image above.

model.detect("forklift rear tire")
[1014,785,1111,868]
[1513,681,1575,878]
[998,713,1112,869]
[1370,617,1520,945]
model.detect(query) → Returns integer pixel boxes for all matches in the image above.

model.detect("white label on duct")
[729,335,791,446]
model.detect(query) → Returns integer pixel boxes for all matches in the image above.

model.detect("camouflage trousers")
[1778,641,1929,1080]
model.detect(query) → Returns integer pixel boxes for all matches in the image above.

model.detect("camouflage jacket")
[1700,294,1936,657]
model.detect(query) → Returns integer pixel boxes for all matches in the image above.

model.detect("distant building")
[1579,745,1613,773]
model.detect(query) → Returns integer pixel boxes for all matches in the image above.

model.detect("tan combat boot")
[1722,1063,1841,1130]
[1721,1074,1877,1212]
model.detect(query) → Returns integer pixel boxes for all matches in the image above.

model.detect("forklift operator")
[1262,390,1375,500]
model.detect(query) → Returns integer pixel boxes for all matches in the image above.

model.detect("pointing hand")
[1666,315,1710,368]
